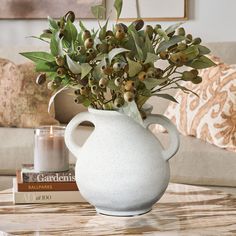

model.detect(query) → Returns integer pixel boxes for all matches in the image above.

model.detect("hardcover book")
[16,170,78,192]
[13,178,86,204]
[21,164,76,183]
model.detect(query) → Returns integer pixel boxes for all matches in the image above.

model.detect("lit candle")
[34,126,69,172]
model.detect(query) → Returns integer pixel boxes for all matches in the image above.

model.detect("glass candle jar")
[34,126,69,172]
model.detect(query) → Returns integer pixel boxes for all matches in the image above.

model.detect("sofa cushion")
[157,57,236,153]
[0,59,58,128]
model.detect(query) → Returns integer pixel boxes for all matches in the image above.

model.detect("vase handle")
[144,114,180,161]
[65,111,94,158]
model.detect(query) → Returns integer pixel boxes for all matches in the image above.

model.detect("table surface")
[0,183,235,236]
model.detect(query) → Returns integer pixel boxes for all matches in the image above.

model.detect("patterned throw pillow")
[0,59,59,128]
[154,57,236,152]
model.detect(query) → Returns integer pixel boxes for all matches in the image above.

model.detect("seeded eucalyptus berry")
[124,91,134,102]
[115,77,123,86]
[177,27,185,36]
[138,71,147,81]
[113,62,122,72]
[192,37,202,45]
[36,73,46,85]
[57,67,66,76]
[114,97,124,108]
[64,11,75,22]
[84,38,94,49]
[55,56,65,66]
[124,80,135,91]
[145,25,154,39]
[159,51,169,60]
[99,78,108,88]
[132,19,144,31]
[83,30,91,41]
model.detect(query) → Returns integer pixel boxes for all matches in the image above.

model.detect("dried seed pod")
[124,91,134,102]
[84,38,94,49]
[77,46,86,54]
[191,69,199,77]
[91,85,98,94]
[82,30,91,41]
[113,62,123,72]
[101,65,113,75]
[36,73,46,85]
[55,56,65,66]
[186,34,193,44]
[114,97,124,108]
[114,77,123,86]
[124,80,135,91]
[64,11,75,22]
[145,25,154,39]
[177,27,185,36]
[132,19,144,31]
[154,24,161,34]
[182,71,195,81]
[106,30,114,37]
[159,51,169,60]
[57,67,66,76]
[74,89,80,95]
[147,68,156,78]
[96,43,108,53]
[177,43,187,51]
[79,86,87,95]
[192,76,202,84]
[115,30,125,40]
[43,29,52,34]
[99,78,108,88]
[47,81,58,90]
[192,37,202,45]
[138,71,147,81]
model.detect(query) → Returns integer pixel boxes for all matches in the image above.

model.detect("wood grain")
[0,183,235,235]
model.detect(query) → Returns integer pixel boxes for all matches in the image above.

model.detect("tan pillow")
[155,57,236,152]
[0,59,59,128]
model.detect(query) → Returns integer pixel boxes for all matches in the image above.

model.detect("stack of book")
[13,164,86,204]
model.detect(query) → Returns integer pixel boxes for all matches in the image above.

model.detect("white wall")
[0,0,235,49]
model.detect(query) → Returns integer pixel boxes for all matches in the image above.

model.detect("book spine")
[13,178,85,204]
[22,172,76,183]
[17,182,78,192]
[13,191,86,204]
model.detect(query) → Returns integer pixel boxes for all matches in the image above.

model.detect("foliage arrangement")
[21,0,215,118]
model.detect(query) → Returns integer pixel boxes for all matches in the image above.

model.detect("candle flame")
[49,126,53,136]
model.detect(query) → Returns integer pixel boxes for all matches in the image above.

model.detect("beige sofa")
[0,42,236,190]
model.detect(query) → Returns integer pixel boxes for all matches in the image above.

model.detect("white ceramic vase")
[65,108,179,216]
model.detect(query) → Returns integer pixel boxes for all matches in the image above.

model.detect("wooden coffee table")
[0,183,235,235]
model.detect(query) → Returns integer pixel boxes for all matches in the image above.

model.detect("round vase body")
[65,108,179,216]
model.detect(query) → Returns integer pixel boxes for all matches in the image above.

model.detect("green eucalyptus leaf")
[108,80,118,90]
[40,33,52,39]
[35,61,56,72]
[120,101,144,126]
[131,31,144,61]
[187,56,216,69]
[183,45,199,61]
[50,34,59,56]
[157,35,185,53]
[48,16,59,30]
[99,18,109,40]
[165,22,183,35]
[83,98,92,107]
[79,21,87,31]
[81,63,92,79]
[156,28,169,41]
[144,53,159,64]
[66,55,81,74]
[91,5,106,19]
[197,45,211,55]
[144,34,155,55]
[143,77,168,89]
[108,48,129,62]
[153,93,178,103]
[64,20,77,43]
[127,57,142,77]
[20,51,55,63]
[114,0,123,19]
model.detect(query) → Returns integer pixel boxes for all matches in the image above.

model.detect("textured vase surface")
[65,108,179,216]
